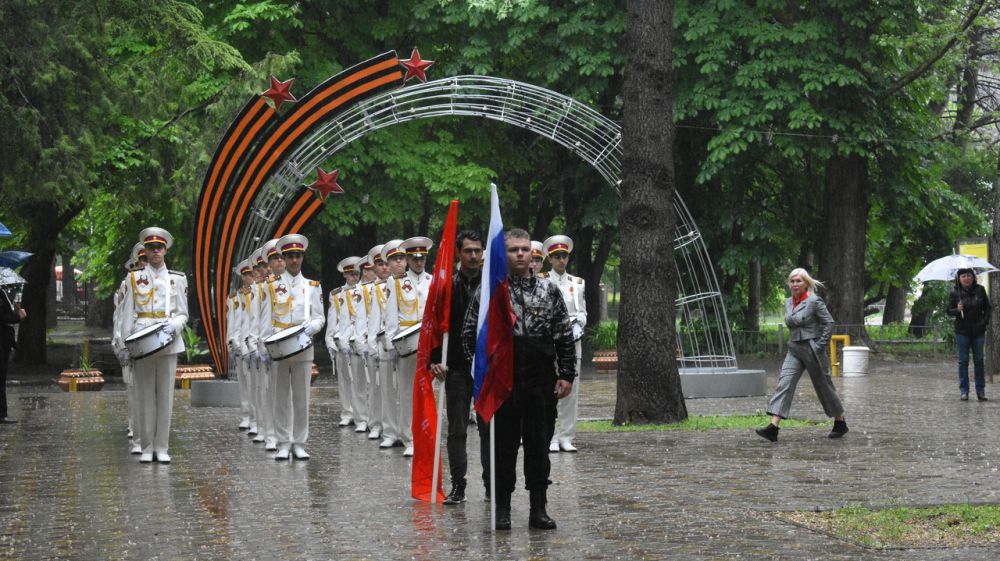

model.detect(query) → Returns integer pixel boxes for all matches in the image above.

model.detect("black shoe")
[529,509,557,530]
[755,423,779,442]
[961,393,969,401]
[0,417,16,424]
[495,506,511,530]
[828,419,849,439]
[977,392,988,402]
[484,488,491,503]
[443,483,466,505]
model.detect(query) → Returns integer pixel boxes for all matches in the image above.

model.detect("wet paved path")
[2,357,999,560]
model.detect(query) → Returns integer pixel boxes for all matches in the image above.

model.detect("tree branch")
[880,0,988,100]
[135,90,223,148]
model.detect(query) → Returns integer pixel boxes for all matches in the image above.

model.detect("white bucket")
[841,346,870,377]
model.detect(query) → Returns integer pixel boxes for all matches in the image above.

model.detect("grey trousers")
[766,339,844,419]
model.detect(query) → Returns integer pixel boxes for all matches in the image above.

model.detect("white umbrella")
[0,266,26,287]
[914,254,998,283]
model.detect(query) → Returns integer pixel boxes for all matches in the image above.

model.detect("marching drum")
[124,322,175,360]
[264,325,313,361]
[391,322,422,357]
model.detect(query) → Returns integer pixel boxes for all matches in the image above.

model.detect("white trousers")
[397,353,416,447]
[124,363,140,446]
[349,353,369,424]
[259,359,276,441]
[333,350,353,423]
[237,353,252,421]
[553,340,582,444]
[272,359,311,449]
[366,354,382,432]
[378,354,399,442]
[135,353,177,455]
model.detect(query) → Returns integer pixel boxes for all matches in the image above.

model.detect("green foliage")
[587,320,618,351]
[181,326,209,364]
[78,340,92,373]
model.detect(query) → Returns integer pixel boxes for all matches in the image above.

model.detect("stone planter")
[58,369,105,392]
[592,350,617,373]
[175,364,216,389]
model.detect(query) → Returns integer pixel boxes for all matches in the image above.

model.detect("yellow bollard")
[69,377,77,392]
[181,378,190,390]
[830,335,851,377]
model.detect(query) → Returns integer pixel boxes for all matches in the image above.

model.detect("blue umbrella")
[0,221,11,238]
[0,250,33,268]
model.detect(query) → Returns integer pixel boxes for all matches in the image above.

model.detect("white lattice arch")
[238,75,736,369]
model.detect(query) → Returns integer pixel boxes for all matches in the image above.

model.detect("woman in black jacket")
[1,288,25,423]
[946,268,991,401]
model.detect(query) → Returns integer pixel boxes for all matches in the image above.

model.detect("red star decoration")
[400,47,434,83]
[261,76,297,111]
[307,168,344,202]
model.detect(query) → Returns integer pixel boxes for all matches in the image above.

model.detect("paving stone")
[0,357,998,560]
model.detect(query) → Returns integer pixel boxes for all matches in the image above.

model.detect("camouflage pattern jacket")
[462,274,577,387]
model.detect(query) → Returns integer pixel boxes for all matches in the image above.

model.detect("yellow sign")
[958,241,990,292]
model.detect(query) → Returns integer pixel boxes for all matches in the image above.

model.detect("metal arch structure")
[196,51,737,374]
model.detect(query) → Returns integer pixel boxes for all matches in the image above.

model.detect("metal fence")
[732,324,956,357]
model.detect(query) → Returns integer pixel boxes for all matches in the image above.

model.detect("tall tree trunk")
[61,251,76,307]
[15,202,82,364]
[882,285,908,325]
[743,259,761,331]
[987,153,1000,382]
[819,153,868,341]
[615,0,686,424]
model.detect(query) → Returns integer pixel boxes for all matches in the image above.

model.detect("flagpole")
[431,333,448,507]
[490,420,496,531]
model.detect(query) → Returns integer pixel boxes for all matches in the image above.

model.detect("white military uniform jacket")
[324,287,343,353]
[367,280,392,358]
[337,281,368,355]
[111,276,132,380]
[119,264,188,356]
[259,270,324,363]
[546,270,587,341]
[385,269,432,342]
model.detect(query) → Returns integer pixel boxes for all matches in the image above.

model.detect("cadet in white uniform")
[359,250,382,439]
[530,240,545,277]
[386,236,433,457]
[337,256,370,433]
[229,259,254,431]
[363,245,388,441]
[325,282,351,427]
[112,243,146,454]
[260,234,324,460]
[257,239,285,451]
[543,235,586,453]
[377,240,405,448]
[119,228,188,464]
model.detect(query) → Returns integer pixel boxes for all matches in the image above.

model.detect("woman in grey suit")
[756,268,848,442]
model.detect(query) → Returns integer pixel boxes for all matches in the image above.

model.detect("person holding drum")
[256,239,286,451]
[325,284,351,427]
[338,256,370,435]
[542,235,587,453]
[120,227,188,464]
[246,246,271,441]
[112,247,143,454]
[386,236,433,457]
[376,239,406,448]
[229,259,254,432]
[261,234,324,461]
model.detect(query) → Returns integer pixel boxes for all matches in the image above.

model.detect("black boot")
[828,419,849,439]
[977,392,988,402]
[755,423,779,442]
[443,481,466,505]
[495,494,511,530]
[528,491,557,530]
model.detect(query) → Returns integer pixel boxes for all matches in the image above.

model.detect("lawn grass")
[778,504,1000,548]
[577,415,824,432]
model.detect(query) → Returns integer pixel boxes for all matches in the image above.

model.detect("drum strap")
[272,320,295,329]
[400,320,419,327]
[375,283,387,313]
[345,286,356,319]
[362,284,372,314]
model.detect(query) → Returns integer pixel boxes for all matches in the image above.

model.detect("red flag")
[411,199,458,502]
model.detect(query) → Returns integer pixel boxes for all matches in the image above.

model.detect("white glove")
[162,321,176,336]
[257,348,270,364]
[302,323,315,336]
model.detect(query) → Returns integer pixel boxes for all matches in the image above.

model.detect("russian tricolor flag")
[473,185,515,423]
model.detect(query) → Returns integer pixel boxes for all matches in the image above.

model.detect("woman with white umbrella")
[947,268,991,401]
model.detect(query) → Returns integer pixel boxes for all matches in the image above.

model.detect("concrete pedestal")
[680,368,767,398]
[190,379,242,407]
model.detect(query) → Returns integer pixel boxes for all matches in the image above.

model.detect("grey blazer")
[784,294,834,345]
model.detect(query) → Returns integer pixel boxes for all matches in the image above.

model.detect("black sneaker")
[961,393,969,401]
[977,392,988,402]
[828,419,849,439]
[443,484,466,505]
[755,423,779,442]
